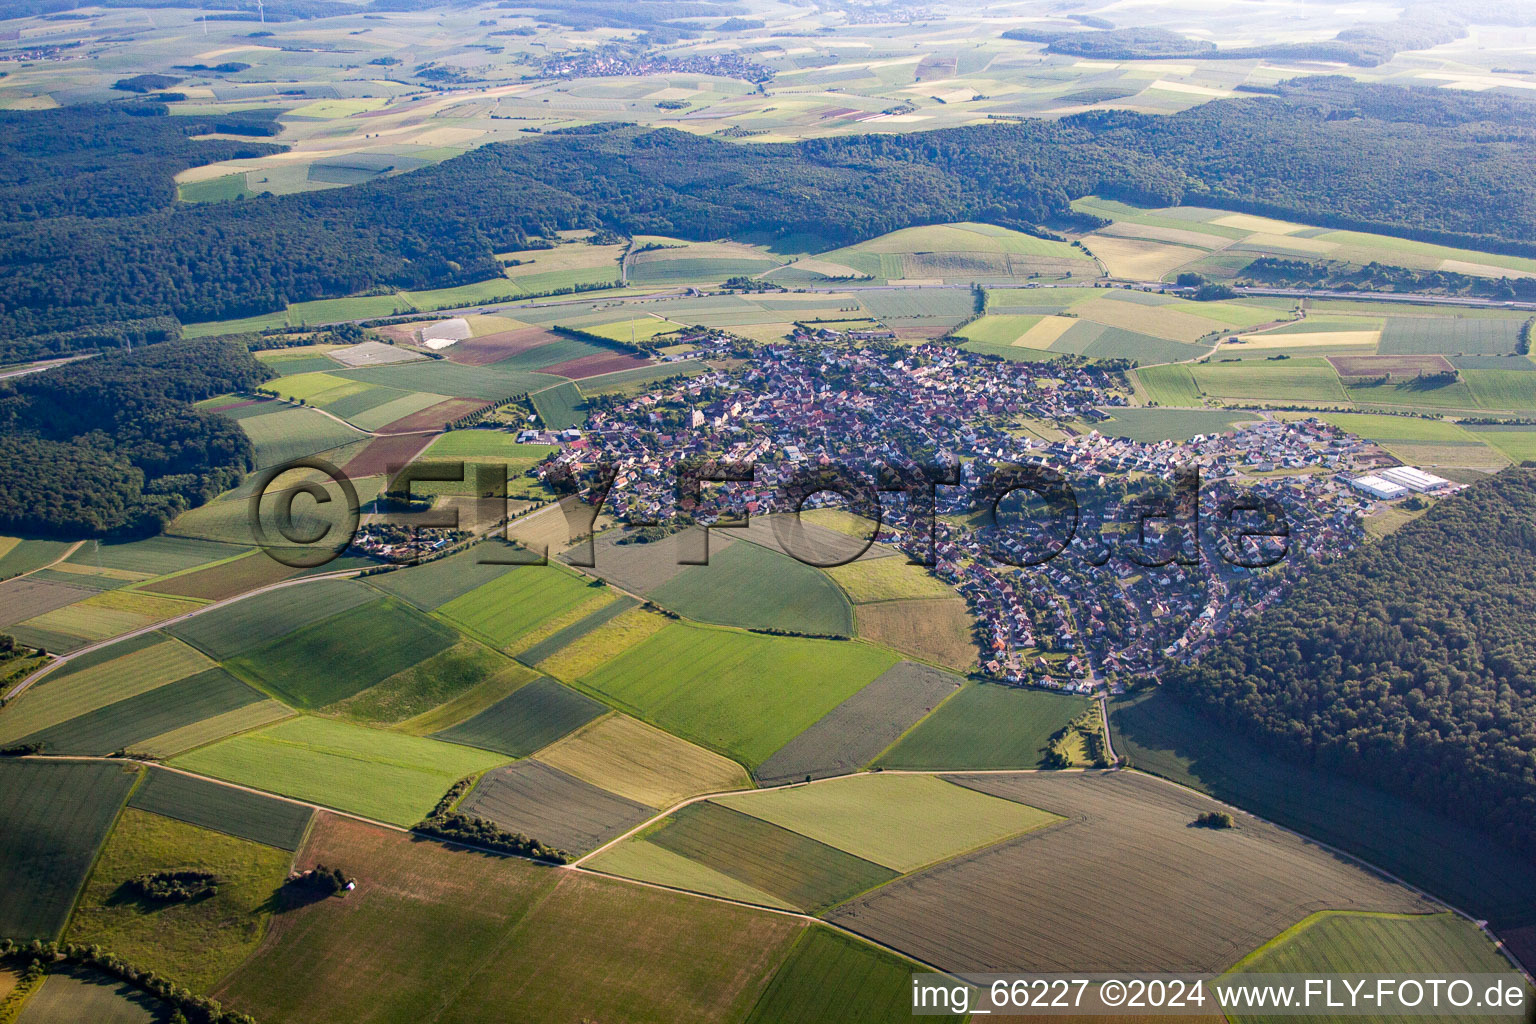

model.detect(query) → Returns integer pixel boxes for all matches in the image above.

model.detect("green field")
[1191,359,1350,403]
[578,623,898,767]
[878,682,1090,769]
[64,536,248,577]
[1378,317,1524,356]
[1464,425,1536,462]
[228,598,458,710]
[364,544,527,611]
[715,773,1059,872]
[0,538,74,581]
[19,667,262,756]
[172,716,509,826]
[0,761,138,940]
[1137,363,1204,405]
[179,172,254,203]
[529,381,586,430]
[329,641,526,725]
[824,555,954,603]
[128,767,313,850]
[431,676,607,757]
[65,808,293,991]
[1462,369,1536,412]
[236,405,368,470]
[643,801,899,914]
[648,540,855,635]
[745,927,962,1024]
[1318,413,1481,444]
[1109,689,1536,948]
[167,579,376,660]
[331,360,561,402]
[438,565,603,650]
[585,838,797,910]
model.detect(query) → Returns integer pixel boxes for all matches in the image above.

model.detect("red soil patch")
[1327,354,1454,377]
[203,399,263,413]
[342,433,438,479]
[377,398,488,434]
[893,326,950,340]
[445,327,564,367]
[539,352,652,379]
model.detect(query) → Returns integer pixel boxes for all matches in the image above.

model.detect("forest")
[1163,468,1536,858]
[3,78,1536,360]
[0,339,270,536]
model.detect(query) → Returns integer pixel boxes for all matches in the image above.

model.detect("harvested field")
[143,550,296,602]
[432,676,607,757]
[65,808,293,991]
[0,579,94,628]
[0,761,138,941]
[228,598,457,710]
[215,813,803,1024]
[132,700,293,758]
[0,638,213,745]
[443,326,561,367]
[438,564,601,650]
[577,622,897,768]
[755,662,962,783]
[172,716,508,826]
[20,668,263,756]
[878,682,1089,770]
[329,642,524,725]
[459,759,655,856]
[719,773,1059,872]
[166,578,375,660]
[827,771,1436,972]
[340,433,436,480]
[540,351,651,378]
[745,926,963,1024]
[648,539,855,635]
[376,398,488,433]
[129,768,312,850]
[854,597,978,672]
[538,713,750,808]
[643,801,898,914]
[1326,354,1453,377]
[825,556,954,603]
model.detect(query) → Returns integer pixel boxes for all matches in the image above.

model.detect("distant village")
[498,334,1456,694]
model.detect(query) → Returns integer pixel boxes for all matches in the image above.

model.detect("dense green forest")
[3,78,1536,359]
[1163,468,1536,858]
[0,104,284,222]
[0,340,270,536]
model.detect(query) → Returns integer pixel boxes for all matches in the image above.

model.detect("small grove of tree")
[288,864,352,896]
[126,870,220,902]
[413,810,568,864]
[0,938,258,1024]
[1193,811,1236,829]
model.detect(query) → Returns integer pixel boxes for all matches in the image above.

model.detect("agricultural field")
[132,700,294,759]
[1462,369,1536,412]
[583,838,800,911]
[755,662,961,784]
[823,554,952,604]
[817,223,1093,284]
[628,801,899,914]
[437,564,603,651]
[63,536,248,578]
[0,538,74,581]
[647,539,855,635]
[1378,316,1524,356]
[166,579,376,660]
[538,605,673,680]
[214,813,803,1024]
[0,761,138,941]
[128,767,313,850]
[828,771,1435,973]
[529,380,587,430]
[233,405,368,470]
[1108,690,1536,955]
[513,596,638,668]
[330,359,562,402]
[171,716,509,826]
[717,773,1060,872]
[13,967,163,1024]
[65,809,293,990]
[537,713,750,808]
[431,676,607,757]
[458,759,655,856]
[577,622,898,768]
[1137,364,1206,406]
[227,598,458,710]
[327,642,525,725]
[1190,360,1351,404]
[744,927,962,1024]
[365,543,530,611]
[877,681,1090,770]
[853,596,979,672]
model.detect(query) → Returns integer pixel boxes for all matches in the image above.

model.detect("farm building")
[1350,475,1409,501]
[1376,466,1453,494]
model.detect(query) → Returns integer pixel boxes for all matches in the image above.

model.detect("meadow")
[641,801,898,914]
[717,773,1060,873]
[128,767,313,851]
[1109,689,1536,954]
[577,622,897,768]
[431,676,607,757]
[171,716,509,826]
[228,598,458,710]
[537,713,749,808]
[64,809,293,991]
[829,771,1434,973]
[755,662,960,784]
[877,682,1089,770]
[458,759,654,856]
[1190,360,1350,403]
[648,539,855,635]
[538,605,672,680]
[1137,364,1205,406]
[0,761,137,941]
